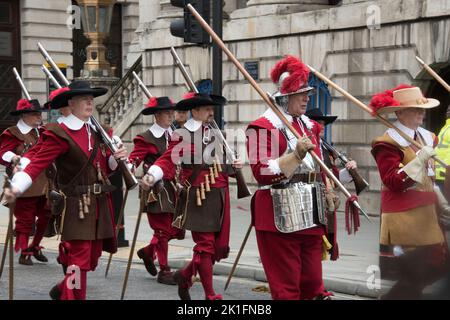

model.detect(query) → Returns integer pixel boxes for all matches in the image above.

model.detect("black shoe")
[18,253,33,266]
[173,270,191,300]
[49,284,61,300]
[32,247,48,263]
[137,248,157,276]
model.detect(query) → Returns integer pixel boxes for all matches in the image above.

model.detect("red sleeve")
[246,125,286,185]
[23,131,69,181]
[22,135,43,161]
[0,131,21,167]
[128,135,158,170]
[372,142,415,192]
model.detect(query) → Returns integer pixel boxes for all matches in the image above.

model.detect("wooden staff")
[0,220,11,280]
[416,56,450,93]
[8,201,14,300]
[186,4,370,222]
[224,223,252,291]
[104,188,129,278]
[307,64,448,167]
[120,205,144,300]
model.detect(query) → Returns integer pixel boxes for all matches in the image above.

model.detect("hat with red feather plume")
[10,98,45,116]
[141,96,176,115]
[369,84,439,115]
[270,55,313,97]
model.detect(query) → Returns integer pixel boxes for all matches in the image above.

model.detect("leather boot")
[157,269,177,285]
[49,284,61,300]
[137,247,157,276]
[173,269,191,300]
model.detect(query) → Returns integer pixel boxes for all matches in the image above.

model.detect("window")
[307,74,332,141]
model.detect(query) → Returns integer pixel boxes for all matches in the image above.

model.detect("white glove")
[416,146,436,162]
[401,146,435,184]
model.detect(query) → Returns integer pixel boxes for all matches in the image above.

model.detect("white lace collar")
[386,121,433,147]
[150,122,173,138]
[262,107,314,130]
[60,114,96,132]
[183,118,203,132]
[17,119,34,134]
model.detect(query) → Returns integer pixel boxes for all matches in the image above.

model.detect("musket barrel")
[132,71,153,98]
[41,65,62,89]
[12,67,31,100]
[37,42,70,86]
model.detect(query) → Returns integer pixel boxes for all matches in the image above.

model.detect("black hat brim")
[141,104,176,115]
[51,87,108,109]
[308,115,338,125]
[10,109,44,116]
[10,99,46,116]
[175,94,227,111]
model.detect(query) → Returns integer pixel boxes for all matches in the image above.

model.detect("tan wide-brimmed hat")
[370,85,440,115]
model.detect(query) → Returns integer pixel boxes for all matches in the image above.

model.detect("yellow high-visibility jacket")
[435,118,450,181]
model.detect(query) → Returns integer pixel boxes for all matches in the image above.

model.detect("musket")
[12,67,31,100]
[36,42,138,190]
[321,139,369,195]
[40,65,62,89]
[170,46,252,199]
[132,71,153,98]
[187,4,370,223]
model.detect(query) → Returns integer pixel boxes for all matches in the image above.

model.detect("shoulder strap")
[63,134,100,188]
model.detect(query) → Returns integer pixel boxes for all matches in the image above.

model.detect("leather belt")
[258,172,322,190]
[60,183,116,196]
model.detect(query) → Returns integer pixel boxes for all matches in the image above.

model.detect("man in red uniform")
[370,84,449,299]
[129,96,183,285]
[246,55,336,300]
[142,92,243,300]
[0,98,50,265]
[4,80,128,300]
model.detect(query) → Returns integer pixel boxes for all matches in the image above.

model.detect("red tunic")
[371,136,438,213]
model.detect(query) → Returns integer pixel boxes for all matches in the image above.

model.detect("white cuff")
[339,168,353,184]
[267,159,282,175]
[2,151,17,163]
[11,171,32,194]
[108,156,118,171]
[19,157,31,170]
[148,165,163,182]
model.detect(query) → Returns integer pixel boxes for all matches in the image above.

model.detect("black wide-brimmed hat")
[51,80,108,108]
[141,96,176,115]
[10,99,46,116]
[175,92,227,111]
[305,108,337,125]
[44,87,71,109]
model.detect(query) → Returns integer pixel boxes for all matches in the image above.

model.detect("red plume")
[145,97,158,108]
[270,55,310,94]
[16,99,32,111]
[49,87,69,101]
[183,92,196,100]
[369,84,414,115]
